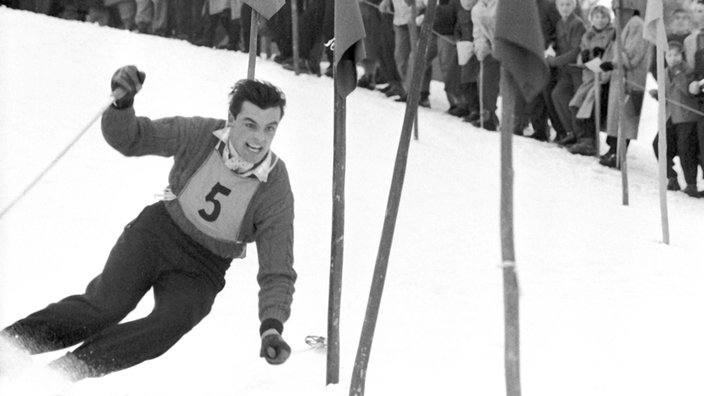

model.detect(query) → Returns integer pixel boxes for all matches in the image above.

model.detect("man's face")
[556,0,576,19]
[671,11,691,34]
[228,101,282,164]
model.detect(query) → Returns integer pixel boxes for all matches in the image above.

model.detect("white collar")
[212,128,276,183]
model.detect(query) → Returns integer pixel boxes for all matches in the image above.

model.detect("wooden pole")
[291,0,301,75]
[654,25,670,244]
[594,70,601,157]
[409,3,420,140]
[479,60,484,129]
[328,79,346,385]
[348,2,437,395]
[612,4,629,205]
[247,11,260,80]
[0,92,118,220]
[499,68,521,396]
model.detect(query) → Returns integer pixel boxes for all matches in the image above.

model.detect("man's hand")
[379,0,392,14]
[111,65,146,109]
[260,329,291,365]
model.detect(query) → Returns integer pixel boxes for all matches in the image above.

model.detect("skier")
[0,66,297,381]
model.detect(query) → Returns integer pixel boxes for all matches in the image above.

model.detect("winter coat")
[537,0,560,49]
[549,13,586,68]
[683,28,703,73]
[606,14,649,139]
[569,24,616,119]
[662,63,700,124]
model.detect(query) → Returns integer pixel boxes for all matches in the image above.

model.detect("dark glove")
[599,61,614,72]
[592,47,605,59]
[111,65,146,109]
[580,49,590,64]
[260,329,291,365]
[648,89,658,100]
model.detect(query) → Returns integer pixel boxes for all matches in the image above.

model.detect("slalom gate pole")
[0,92,118,220]
[291,0,301,75]
[348,1,437,395]
[247,10,260,79]
[499,69,521,396]
[327,63,346,387]
[653,22,670,244]
[612,3,629,205]
[594,71,601,157]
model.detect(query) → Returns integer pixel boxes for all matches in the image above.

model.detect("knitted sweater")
[101,106,296,326]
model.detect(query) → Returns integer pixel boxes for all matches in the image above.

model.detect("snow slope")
[1,7,703,396]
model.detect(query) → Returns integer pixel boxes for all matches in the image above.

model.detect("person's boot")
[683,184,700,198]
[599,153,618,168]
[463,111,481,123]
[471,111,498,131]
[418,92,430,108]
[568,139,597,156]
[667,177,681,191]
[556,132,577,147]
[357,74,376,90]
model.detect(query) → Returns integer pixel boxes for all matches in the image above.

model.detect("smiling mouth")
[246,142,263,153]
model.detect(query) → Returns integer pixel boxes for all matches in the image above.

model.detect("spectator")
[651,41,700,197]
[443,0,478,119]
[414,0,456,109]
[469,0,499,131]
[171,0,206,41]
[567,4,614,156]
[379,0,414,100]
[359,0,404,93]
[684,0,704,187]
[547,0,585,147]
[600,0,648,168]
[105,0,136,30]
[134,0,168,35]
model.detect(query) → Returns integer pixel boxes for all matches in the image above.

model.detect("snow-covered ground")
[1,7,703,396]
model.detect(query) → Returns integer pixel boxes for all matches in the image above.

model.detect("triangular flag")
[334,0,367,98]
[242,0,286,20]
[494,0,548,101]
[643,0,666,44]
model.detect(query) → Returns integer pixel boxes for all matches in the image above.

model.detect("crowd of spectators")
[3,0,703,197]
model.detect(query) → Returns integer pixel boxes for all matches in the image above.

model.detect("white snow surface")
[1,7,703,396]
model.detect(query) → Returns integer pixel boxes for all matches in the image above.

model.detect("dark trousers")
[360,2,401,85]
[543,67,566,138]
[515,91,548,137]
[551,66,582,135]
[479,55,501,114]
[2,202,230,378]
[654,120,698,185]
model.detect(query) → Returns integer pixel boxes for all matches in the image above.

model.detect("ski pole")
[0,91,120,220]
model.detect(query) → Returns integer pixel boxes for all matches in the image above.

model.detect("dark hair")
[229,79,287,119]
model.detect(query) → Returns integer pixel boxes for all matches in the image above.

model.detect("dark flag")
[334,0,366,98]
[242,0,286,19]
[494,0,548,101]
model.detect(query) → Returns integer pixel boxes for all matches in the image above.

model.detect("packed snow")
[1,7,703,396]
